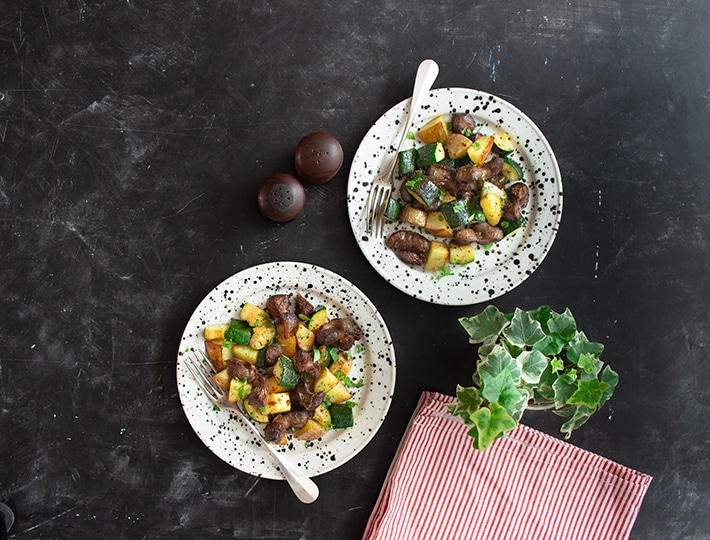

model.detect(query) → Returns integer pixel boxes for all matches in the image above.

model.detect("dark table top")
[1,1,709,538]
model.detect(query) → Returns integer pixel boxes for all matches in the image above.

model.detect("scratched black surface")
[1,1,709,538]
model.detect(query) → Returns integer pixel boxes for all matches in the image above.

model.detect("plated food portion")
[177,262,396,479]
[347,88,563,305]
[384,111,530,272]
[202,293,363,445]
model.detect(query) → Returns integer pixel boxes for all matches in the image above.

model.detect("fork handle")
[393,59,440,159]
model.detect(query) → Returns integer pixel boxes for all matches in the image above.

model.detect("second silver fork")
[183,350,320,504]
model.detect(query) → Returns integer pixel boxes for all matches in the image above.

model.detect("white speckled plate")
[347,87,563,305]
[176,261,396,479]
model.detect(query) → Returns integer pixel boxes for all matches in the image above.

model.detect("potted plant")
[447,305,619,451]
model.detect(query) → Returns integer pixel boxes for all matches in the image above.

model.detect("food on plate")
[384,112,530,271]
[294,131,344,184]
[203,292,363,445]
[257,173,306,222]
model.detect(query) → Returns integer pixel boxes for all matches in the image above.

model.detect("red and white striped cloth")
[363,391,652,540]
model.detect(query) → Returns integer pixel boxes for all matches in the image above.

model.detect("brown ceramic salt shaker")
[257,173,306,222]
[294,132,344,184]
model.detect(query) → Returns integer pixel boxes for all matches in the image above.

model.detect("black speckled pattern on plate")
[176,262,396,480]
[347,87,563,305]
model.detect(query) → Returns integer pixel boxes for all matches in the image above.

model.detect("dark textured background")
[1,1,708,538]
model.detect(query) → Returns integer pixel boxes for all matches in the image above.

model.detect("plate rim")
[176,261,397,479]
[347,86,564,306]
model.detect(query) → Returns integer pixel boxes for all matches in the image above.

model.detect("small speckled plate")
[176,261,396,479]
[347,87,563,305]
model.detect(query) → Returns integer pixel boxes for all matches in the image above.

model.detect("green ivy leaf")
[550,356,565,373]
[518,350,548,384]
[478,344,521,384]
[577,352,603,375]
[447,385,483,422]
[468,402,517,451]
[600,365,619,403]
[480,369,522,410]
[527,305,552,332]
[547,308,577,342]
[458,305,509,344]
[532,334,564,356]
[567,331,604,364]
[567,379,610,409]
[503,308,546,348]
[561,404,595,438]
[552,369,578,408]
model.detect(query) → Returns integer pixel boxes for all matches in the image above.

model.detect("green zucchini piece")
[440,199,470,229]
[255,348,267,370]
[415,142,445,169]
[383,197,403,222]
[225,319,252,345]
[398,148,418,176]
[330,402,355,429]
[501,157,523,182]
[500,217,527,237]
[273,355,300,389]
[493,132,515,156]
[467,198,486,223]
[405,174,441,207]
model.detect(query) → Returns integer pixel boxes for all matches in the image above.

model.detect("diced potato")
[424,211,454,238]
[240,302,271,327]
[296,322,316,351]
[424,240,449,271]
[479,181,507,226]
[212,367,232,391]
[204,324,229,341]
[273,434,288,445]
[205,340,231,371]
[294,419,327,441]
[467,135,494,165]
[445,133,473,160]
[249,324,275,350]
[400,205,428,228]
[313,367,339,393]
[276,324,297,358]
[417,115,450,144]
[312,403,332,430]
[228,377,252,403]
[307,309,328,332]
[328,351,352,378]
[326,381,352,404]
[232,343,259,364]
[264,375,291,394]
[265,392,291,415]
[449,243,476,265]
[243,400,269,423]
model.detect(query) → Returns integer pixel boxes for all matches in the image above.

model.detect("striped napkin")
[363,391,652,540]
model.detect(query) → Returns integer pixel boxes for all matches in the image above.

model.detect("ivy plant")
[447,305,619,451]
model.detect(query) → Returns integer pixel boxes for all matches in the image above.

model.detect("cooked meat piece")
[426,163,457,194]
[292,349,322,379]
[266,294,291,324]
[281,312,299,339]
[454,222,504,245]
[263,411,310,443]
[502,182,530,221]
[227,359,267,407]
[316,318,363,351]
[455,155,504,192]
[451,113,477,135]
[295,293,314,317]
[264,342,282,367]
[295,379,324,411]
[398,251,427,266]
[386,230,430,254]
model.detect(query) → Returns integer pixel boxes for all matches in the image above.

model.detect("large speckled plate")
[176,262,396,479]
[347,87,563,305]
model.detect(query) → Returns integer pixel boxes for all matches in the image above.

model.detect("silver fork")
[183,350,319,504]
[364,58,440,238]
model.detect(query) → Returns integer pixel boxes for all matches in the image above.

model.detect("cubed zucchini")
[467,135,494,165]
[492,132,515,156]
[243,399,269,423]
[307,308,328,332]
[398,148,418,175]
[415,142,446,168]
[424,240,449,271]
[467,198,486,223]
[383,197,403,222]
[224,319,252,345]
[501,157,523,182]
[272,355,300,389]
[440,199,470,229]
[330,403,355,429]
[500,217,527,238]
[424,211,454,238]
[406,174,441,207]
[417,115,450,144]
[449,244,476,265]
